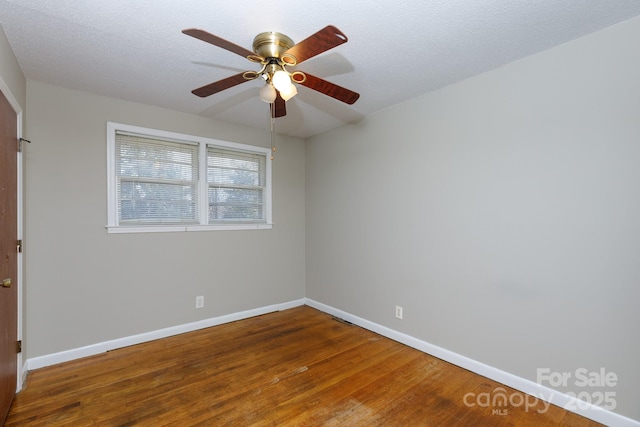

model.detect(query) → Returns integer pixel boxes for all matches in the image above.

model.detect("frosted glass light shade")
[259,84,277,103]
[272,70,292,92]
[279,83,297,101]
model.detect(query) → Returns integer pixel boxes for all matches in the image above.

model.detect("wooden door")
[0,89,18,424]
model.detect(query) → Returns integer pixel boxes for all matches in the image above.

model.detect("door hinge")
[17,340,22,353]
[18,137,31,153]
[17,239,22,253]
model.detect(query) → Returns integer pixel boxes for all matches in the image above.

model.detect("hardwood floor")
[7,306,602,426]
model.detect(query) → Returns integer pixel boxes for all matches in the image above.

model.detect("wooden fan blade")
[273,92,286,118]
[284,25,347,64]
[298,73,360,105]
[192,72,249,98]
[182,28,255,58]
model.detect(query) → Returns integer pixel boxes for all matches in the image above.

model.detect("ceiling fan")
[182,25,360,118]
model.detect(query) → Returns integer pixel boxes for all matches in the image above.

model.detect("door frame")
[0,76,24,392]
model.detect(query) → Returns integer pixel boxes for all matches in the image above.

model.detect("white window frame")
[107,122,272,233]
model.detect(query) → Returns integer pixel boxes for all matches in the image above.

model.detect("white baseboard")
[26,299,305,371]
[304,298,639,427]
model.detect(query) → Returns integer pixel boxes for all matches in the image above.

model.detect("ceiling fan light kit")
[182,25,360,118]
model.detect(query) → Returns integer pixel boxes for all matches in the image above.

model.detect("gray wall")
[306,16,640,420]
[24,81,306,358]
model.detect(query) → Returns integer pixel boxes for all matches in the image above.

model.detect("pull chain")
[269,103,276,160]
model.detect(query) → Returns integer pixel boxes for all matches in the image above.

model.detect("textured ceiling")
[2,1,640,138]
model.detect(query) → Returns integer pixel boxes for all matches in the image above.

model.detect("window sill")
[106,223,273,234]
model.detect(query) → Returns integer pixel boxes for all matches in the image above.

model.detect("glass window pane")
[115,133,198,224]
[207,146,266,224]
[208,187,263,221]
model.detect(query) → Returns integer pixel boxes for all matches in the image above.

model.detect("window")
[107,122,271,233]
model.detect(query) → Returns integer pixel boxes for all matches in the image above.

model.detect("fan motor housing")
[252,32,294,58]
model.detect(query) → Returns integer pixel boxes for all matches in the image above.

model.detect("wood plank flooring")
[6,306,602,426]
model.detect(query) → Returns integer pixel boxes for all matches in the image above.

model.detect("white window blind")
[107,122,272,233]
[115,132,199,225]
[207,147,266,223]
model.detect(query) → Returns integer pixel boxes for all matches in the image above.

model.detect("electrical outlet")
[395,305,403,320]
[196,296,204,309]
